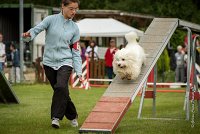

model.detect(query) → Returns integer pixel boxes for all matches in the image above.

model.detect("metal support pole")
[153,64,157,117]
[183,27,192,121]
[19,0,24,82]
[137,79,148,119]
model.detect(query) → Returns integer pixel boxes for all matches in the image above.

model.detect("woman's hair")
[62,0,80,6]
[89,40,97,47]
[10,43,16,49]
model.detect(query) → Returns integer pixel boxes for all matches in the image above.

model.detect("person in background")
[175,45,185,83]
[10,44,20,83]
[0,33,6,72]
[80,42,86,62]
[119,44,125,49]
[85,40,98,60]
[105,39,118,84]
[22,0,82,129]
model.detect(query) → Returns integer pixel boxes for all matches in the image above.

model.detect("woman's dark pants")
[44,65,77,120]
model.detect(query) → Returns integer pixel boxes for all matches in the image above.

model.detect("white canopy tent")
[76,18,144,59]
[76,18,144,37]
[32,18,144,60]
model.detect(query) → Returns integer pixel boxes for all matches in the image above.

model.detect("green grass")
[0,84,200,134]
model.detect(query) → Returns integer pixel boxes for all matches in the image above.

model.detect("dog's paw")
[126,74,132,80]
[127,76,132,80]
[121,76,126,80]
[127,78,132,80]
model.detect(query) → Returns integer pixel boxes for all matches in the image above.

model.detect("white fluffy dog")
[113,32,146,80]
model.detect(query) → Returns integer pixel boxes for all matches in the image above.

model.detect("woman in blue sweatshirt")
[22,0,82,129]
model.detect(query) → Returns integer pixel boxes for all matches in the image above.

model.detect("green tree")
[157,48,170,81]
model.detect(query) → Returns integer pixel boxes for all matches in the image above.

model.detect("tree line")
[0,0,199,24]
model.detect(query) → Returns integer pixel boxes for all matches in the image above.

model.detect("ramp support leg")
[138,64,157,119]
[137,79,148,119]
[183,27,192,120]
[153,64,157,117]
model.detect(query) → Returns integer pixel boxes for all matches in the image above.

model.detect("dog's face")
[113,49,132,69]
[116,56,127,69]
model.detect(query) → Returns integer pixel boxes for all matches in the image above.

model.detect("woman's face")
[10,45,14,51]
[196,40,200,46]
[90,42,95,47]
[62,2,79,19]
[110,41,116,47]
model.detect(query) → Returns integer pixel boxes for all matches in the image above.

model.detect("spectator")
[105,39,118,83]
[10,43,20,83]
[0,33,6,72]
[119,44,125,49]
[175,45,185,83]
[85,40,98,60]
[80,42,86,62]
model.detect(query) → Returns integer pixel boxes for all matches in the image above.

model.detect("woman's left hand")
[79,75,84,82]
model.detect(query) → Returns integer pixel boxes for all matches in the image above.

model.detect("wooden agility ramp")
[79,18,200,133]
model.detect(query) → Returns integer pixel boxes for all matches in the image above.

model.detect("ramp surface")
[0,71,19,104]
[79,18,179,133]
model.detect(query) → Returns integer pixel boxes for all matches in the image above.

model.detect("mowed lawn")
[0,84,200,134]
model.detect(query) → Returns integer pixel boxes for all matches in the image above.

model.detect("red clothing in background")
[105,48,117,67]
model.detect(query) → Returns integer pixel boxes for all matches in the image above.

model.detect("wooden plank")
[148,21,177,29]
[103,92,133,97]
[94,61,98,78]
[140,42,161,48]
[145,28,172,36]
[99,96,130,103]
[80,122,113,130]
[101,60,105,79]
[89,62,94,78]
[98,60,101,78]
[146,54,157,58]
[140,35,167,43]
[93,102,128,112]
[106,84,135,92]
[111,76,137,84]
[85,112,120,123]
[105,91,133,94]
[145,57,155,66]
[153,18,178,22]
[144,49,160,56]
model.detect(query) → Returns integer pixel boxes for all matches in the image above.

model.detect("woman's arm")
[22,15,52,42]
[71,26,82,76]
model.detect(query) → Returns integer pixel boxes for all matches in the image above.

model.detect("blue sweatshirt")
[25,12,82,76]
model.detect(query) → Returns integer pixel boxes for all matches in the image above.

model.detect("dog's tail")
[125,31,138,44]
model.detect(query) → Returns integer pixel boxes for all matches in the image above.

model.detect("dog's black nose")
[118,64,121,67]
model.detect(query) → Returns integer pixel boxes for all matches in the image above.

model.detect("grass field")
[0,84,200,134]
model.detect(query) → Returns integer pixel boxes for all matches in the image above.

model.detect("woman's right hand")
[22,32,31,42]
[22,32,31,37]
